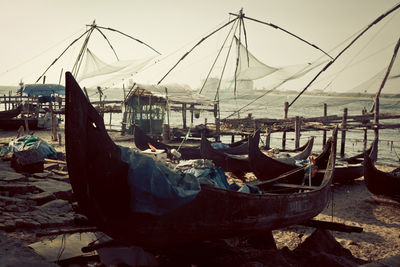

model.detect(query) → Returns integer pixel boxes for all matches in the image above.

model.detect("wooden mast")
[372,36,400,154]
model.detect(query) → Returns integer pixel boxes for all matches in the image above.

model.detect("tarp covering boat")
[23,84,65,96]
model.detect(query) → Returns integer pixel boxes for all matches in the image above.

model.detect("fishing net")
[77,48,154,87]
[235,38,278,81]
[350,53,400,95]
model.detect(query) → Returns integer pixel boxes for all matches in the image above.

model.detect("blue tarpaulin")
[22,84,65,96]
[119,148,261,216]
[8,135,58,159]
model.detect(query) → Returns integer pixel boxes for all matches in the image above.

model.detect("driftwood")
[35,226,98,237]
[300,219,363,233]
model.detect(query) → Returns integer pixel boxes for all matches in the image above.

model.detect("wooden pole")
[372,36,400,155]
[214,103,220,142]
[83,87,90,101]
[165,88,170,134]
[8,91,11,109]
[265,127,271,150]
[282,102,288,150]
[97,86,103,118]
[294,116,301,149]
[149,96,152,134]
[374,98,379,142]
[3,95,6,110]
[190,104,194,127]
[162,124,170,143]
[340,108,348,158]
[121,111,127,135]
[322,103,327,148]
[182,103,187,129]
[362,107,368,151]
[51,101,58,141]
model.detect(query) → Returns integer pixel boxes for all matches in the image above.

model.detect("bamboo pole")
[372,36,400,149]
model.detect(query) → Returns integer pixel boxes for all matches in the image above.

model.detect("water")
[2,86,399,165]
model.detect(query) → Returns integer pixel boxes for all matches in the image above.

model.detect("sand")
[1,127,399,264]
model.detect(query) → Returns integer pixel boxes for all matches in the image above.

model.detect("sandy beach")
[0,127,399,266]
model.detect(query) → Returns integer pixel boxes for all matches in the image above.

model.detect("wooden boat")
[200,134,251,177]
[133,124,249,159]
[248,130,316,181]
[0,117,38,130]
[65,71,337,249]
[363,139,399,202]
[200,131,314,177]
[333,144,374,184]
[0,104,22,119]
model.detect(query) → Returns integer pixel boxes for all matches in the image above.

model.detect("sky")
[0,0,399,94]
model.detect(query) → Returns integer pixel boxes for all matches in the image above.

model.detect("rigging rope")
[288,3,400,109]
[157,17,239,85]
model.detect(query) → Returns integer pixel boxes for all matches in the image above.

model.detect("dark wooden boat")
[363,140,399,202]
[133,124,249,159]
[333,144,374,184]
[65,71,337,249]
[0,104,22,119]
[200,134,251,177]
[0,117,38,130]
[200,131,314,178]
[248,130,316,181]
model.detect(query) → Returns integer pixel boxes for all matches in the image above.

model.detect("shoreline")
[0,128,399,265]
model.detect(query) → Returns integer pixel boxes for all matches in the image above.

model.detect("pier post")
[322,103,327,148]
[295,116,301,149]
[149,97,152,134]
[265,128,271,150]
[214,103,220,142]
[190,104,194,127]
[362,107,368,151]
[162,124,170,143]
[374,97,379,141]
[182,103,187,129]
[340,108,348,158]
[282,102,288,150]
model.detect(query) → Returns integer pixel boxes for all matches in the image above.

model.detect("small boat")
[248,130,315,181]
[0,117,39,130]
[200,134,252,177]
[200,131,314,178]
[65,71,337,249]
[0,104,22,119]
[333,144,374,184]
[363,139,399,202]
[133,124,249,159]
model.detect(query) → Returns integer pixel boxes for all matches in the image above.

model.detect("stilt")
[340,108,348,158]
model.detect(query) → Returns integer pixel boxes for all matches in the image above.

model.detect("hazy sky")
[0,0,399,93]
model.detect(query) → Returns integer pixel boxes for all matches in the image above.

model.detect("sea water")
[1,86,399,166]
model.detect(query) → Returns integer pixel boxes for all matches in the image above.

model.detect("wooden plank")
[272,183,319,190]
[300,219,363,233]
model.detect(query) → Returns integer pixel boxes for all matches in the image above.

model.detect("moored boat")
[133,124,249,159]
[363,139,399,202]
[65,71,337,249]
